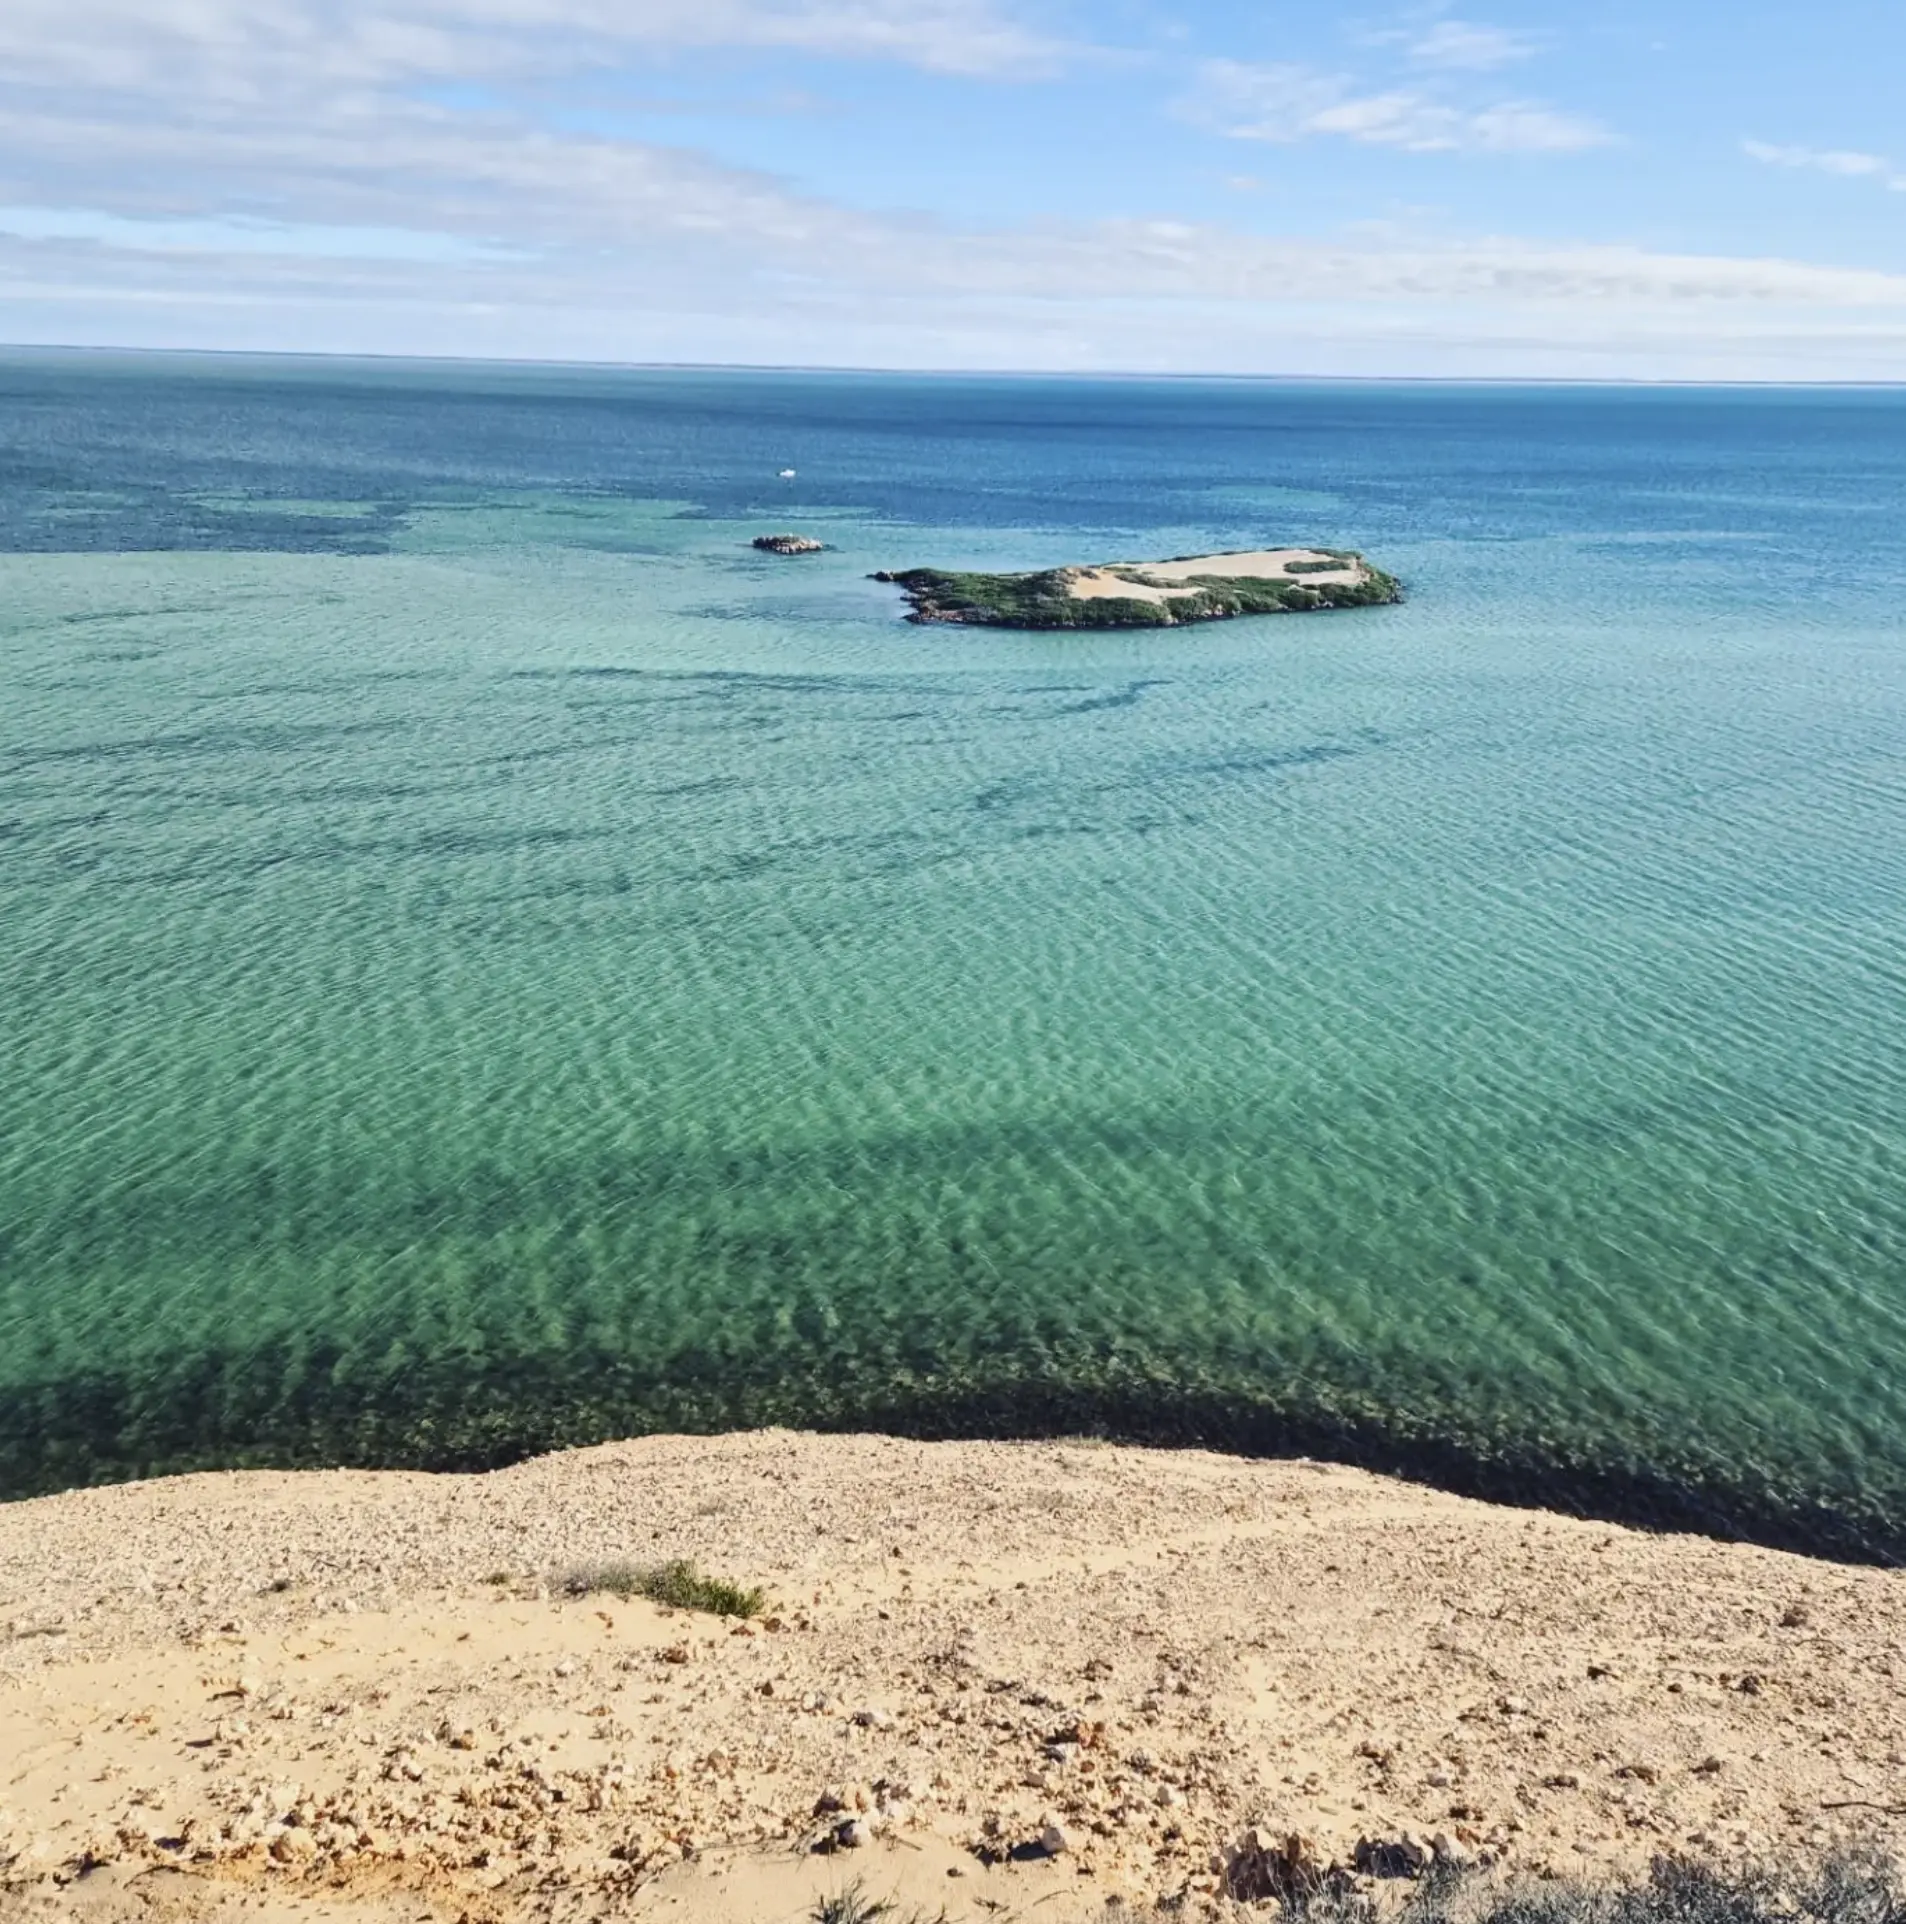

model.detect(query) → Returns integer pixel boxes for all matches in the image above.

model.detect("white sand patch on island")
[1124,548,1364,585]
[3,1432,1900,1923]
[1064,566,1204,604]
[1064,549,1371,604]
[1123,554,1361,581]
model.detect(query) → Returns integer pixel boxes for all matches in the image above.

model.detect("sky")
[3,0,1906,378]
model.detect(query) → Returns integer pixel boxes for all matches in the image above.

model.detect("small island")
[872,547,1400,629]
[752,532,826,555]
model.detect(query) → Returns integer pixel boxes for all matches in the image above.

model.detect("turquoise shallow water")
[4,355,1906,1556]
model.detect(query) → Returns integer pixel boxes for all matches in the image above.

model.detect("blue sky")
[2,0,1904,376]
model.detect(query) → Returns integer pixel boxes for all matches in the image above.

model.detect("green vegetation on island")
[872,546,1402,630]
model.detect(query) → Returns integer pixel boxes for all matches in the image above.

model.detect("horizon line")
[5,339,1906,391]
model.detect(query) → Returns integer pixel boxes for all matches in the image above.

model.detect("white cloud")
[10,219,1906,382]
[11,189,1906,314]
[1744,140,1886,177]
[0,94,869,253]
[0,204,539,262]
[1744,140,1906,192]
[1187,60,1610,153]
[1396,18,1537,71]
[0,0,1074,278]
[0,0,1070,90]
[0,0,1060,273]
[2,0,1903,380]
[942,223,1906,309]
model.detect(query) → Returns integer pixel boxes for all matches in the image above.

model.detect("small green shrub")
[560,1557,766,1619]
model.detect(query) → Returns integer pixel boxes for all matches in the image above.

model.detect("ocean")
[3,352,1905,1558]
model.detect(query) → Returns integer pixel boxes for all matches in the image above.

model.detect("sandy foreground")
[3,1432,1904,1924]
